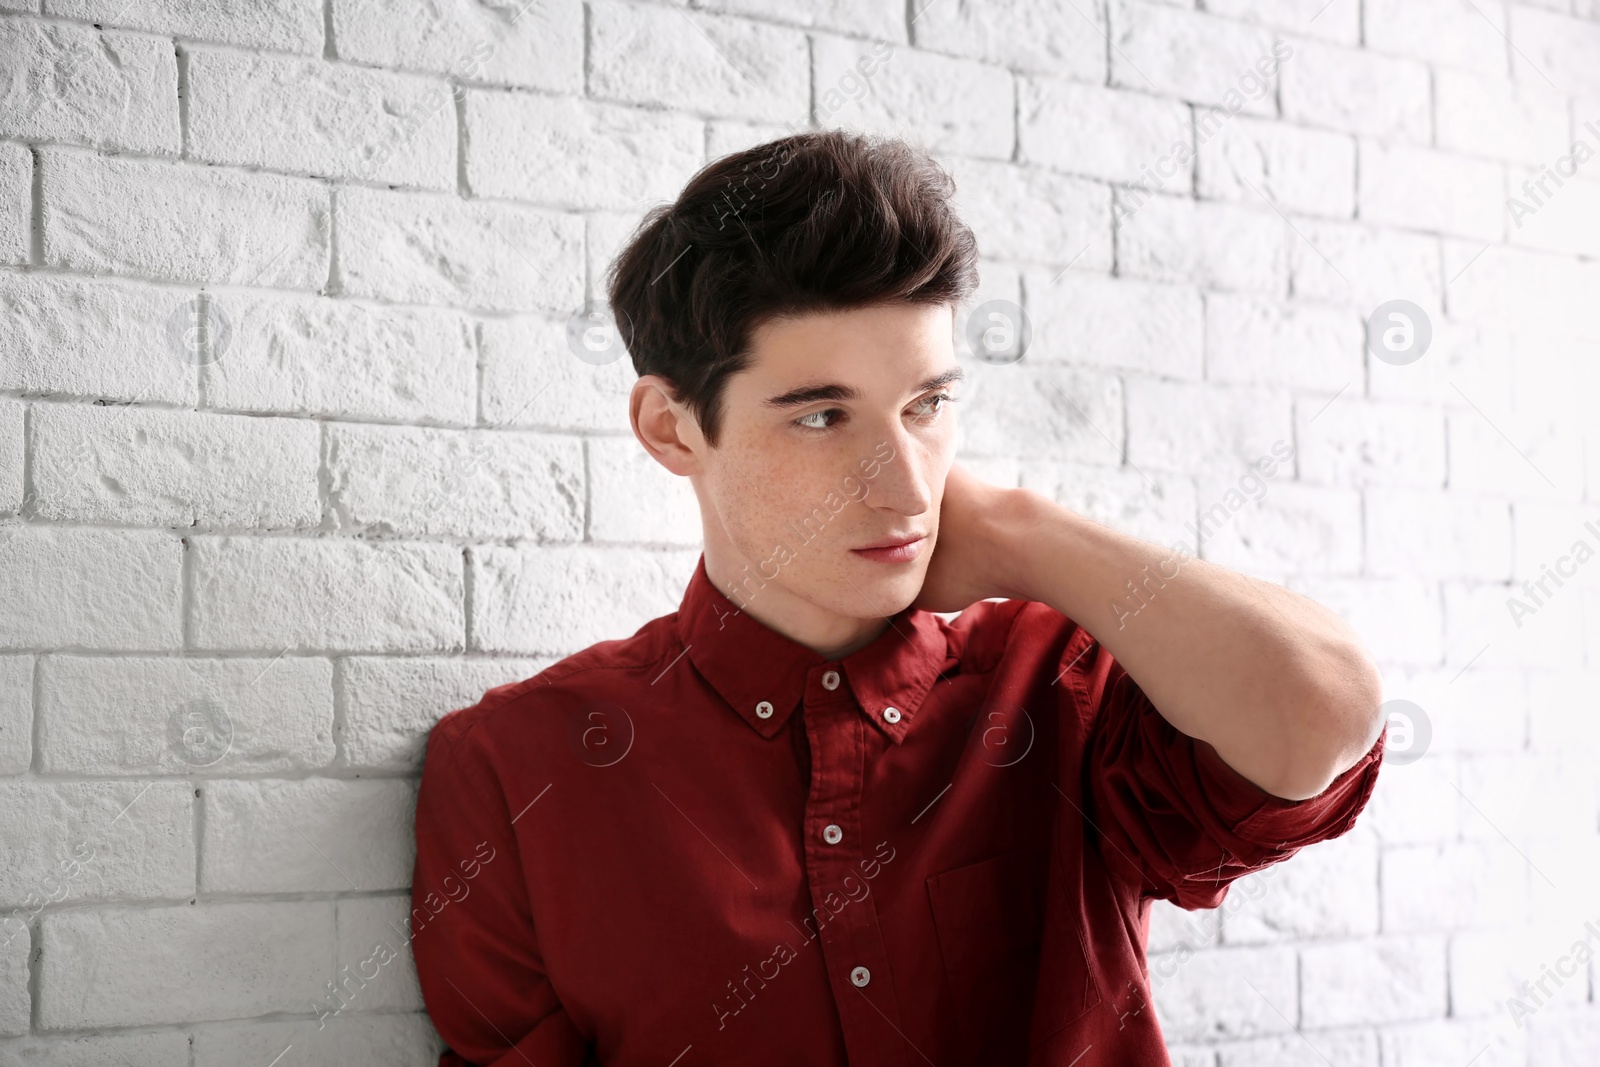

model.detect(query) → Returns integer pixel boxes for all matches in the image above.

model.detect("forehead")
[740,303,955,379]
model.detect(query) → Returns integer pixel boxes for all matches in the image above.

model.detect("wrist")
[985,486,1055,602]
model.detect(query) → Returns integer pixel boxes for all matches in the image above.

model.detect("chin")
[833,559,926,617]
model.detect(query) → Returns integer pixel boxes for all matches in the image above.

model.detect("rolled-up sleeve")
[1061,626,1385,911]
[412,714,589,1067]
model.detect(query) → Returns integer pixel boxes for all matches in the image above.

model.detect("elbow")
[1273,642,1386,802]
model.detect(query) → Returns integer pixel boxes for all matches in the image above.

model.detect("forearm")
[993,490,1385,801]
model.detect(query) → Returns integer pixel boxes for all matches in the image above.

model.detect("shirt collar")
[676,554,955,744]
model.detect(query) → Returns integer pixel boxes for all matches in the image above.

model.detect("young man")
[411,130,1387,1067]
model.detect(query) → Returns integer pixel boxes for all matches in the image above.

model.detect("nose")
[861,428,933,519]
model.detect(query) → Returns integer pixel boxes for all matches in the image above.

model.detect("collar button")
[755,700,774,719]
[821,670,841,691]
[882,706,902,724]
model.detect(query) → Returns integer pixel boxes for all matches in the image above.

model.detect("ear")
[630,374,704,477]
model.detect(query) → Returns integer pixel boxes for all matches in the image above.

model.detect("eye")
[911,392,958,421]
[793,408,844,432]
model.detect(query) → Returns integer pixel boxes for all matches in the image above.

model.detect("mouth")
[850,534,927,564]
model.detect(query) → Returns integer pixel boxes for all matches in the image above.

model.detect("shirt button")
[821,670,841,691]
[823,824,843,845]
[882,706,902,724]
[850,966,871,987]
[755,700,774,719]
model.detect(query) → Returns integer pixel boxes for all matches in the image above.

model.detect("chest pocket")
[927,845,1052,1061]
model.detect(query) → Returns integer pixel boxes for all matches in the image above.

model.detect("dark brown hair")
[604,129,980,448]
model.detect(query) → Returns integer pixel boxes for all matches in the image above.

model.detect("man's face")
[693,301,962,623]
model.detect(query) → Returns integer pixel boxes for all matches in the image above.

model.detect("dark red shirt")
[411,553,1384,1066]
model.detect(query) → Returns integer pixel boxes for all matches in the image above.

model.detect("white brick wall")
[0,0,1596,1063]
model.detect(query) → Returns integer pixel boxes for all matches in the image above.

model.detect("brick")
[37,655,334,775]
[1108,1,1282,117]
[1365,0,1510,75]
[0,656,28,775]
[1365,488,1512,580]
[588,435,703,546]
[1221,830,1378,943]
[0,781,193,907]
[1367,317,1514,411]
[1511,7,1600,97]
[0,274,198,405]
[589,0,808,125]
[1294,396,1445,488]
[480,314,635,433]
[1201,0,1359,45]
[1286,576,1442,667]
[1456,753,1594,841]
[1382,841,1529,932]
[1196,115,1355,219]
[909,0,1104,80]
[336,895,424,1012]
[1359,142,1504,242]
[1513,503,1600,591]
[338,656,543,771]
[1443,241,1600,342]
[1528,670,1600,755]
[1447,408,1584,502]
[0,143,27,266]
[187,48,455,190]
[1445,579,1584,670]
[1376,664,1526,753]
[1300,935,1447,1027]
[942,156,1112,270]
[1379,1019,1524,1067]
[1508,330,1600,422]
[1281,39,1430,142]
[1026,270,1203,378]
[465,90,703,209]
[327,423,584,541]
[1451,925,1593,1018]
[1115,195,1286,297]
[701,0,902,41]
[191,1013,442,1067]
[200,778,416,893]
[1127,379,1291,476]
[1018,463,1196,550]
[0,1032,193,1064]
[1360,756,1458,844]
[0,528,182,651]
[43,0,323,53]
[338,185,582,314]
[0,400,18,514]
[1148,898,1219,955]
[29,403,320,528]
[470,545,694,654]
[1435,69,1571,166]
[1529,1011,1600,1066]
[815,37,1011,160]
[956,363,1124,464]
[40,902,334,1028]
[704,119,796,161]
[1021,77,1191,192]
[1148,945,1298,1042]
[1197,480,1362,576]
[1508,171,1600,259]
[1214,1031,1378,1067]
[1205,294,1361,391]
[332,0,583,93]
[1286,218,1442,314]
[190,536,464,654]
[41,148,330,289]
[0,20,178,154]
[203,293,475,424]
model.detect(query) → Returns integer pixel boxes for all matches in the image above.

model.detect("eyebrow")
[761,367,967,409]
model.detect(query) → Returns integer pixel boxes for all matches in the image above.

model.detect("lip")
[850,535,926,564]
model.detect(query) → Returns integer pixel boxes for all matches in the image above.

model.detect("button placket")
[799,693,906,1059]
